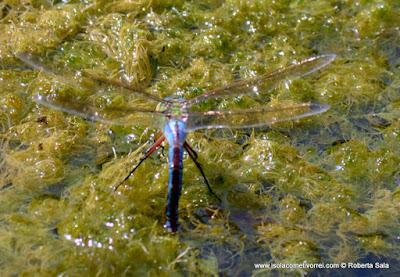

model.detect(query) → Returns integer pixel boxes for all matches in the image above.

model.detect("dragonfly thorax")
[157,97,189,121]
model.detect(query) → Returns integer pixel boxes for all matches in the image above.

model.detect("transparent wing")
[33,93,166,127]
[186,54,336,105]
[16,52,167,104]
[186,103,330,131]
[17,52,166,128]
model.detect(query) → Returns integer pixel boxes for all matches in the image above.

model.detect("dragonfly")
[17,52,335,232]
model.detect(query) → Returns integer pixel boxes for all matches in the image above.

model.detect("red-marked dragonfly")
[17,53,335,232]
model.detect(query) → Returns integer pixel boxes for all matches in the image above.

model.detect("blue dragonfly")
[17,52,335,232]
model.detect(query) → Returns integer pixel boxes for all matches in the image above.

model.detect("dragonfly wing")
[17,52,166,128]
[33,92,166,128]
[16,52,167,104]
[185,103,330,131]
[186,54,336,105]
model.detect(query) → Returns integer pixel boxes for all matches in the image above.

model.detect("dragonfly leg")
[184,142,221,202]
[154,130,166,158]
[114,134,166,191]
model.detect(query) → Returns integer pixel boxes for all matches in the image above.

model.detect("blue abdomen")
[163,119,187,232]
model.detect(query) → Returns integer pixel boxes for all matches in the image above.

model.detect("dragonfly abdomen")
[164,119,187,232]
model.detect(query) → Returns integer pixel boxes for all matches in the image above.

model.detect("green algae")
[1,0,400,276]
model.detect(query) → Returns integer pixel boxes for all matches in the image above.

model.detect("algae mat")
[0,0,400,276]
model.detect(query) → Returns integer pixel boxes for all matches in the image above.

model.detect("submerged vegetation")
[0,0,399,276]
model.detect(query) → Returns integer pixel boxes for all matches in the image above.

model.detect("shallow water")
[0,0,399,276]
